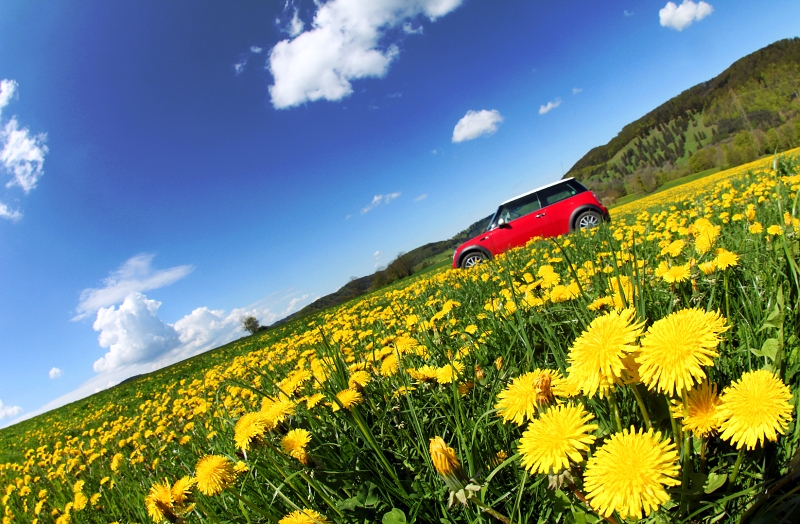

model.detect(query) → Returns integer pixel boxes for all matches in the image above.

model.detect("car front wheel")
[575,210,602,230]
[460,251,486,269]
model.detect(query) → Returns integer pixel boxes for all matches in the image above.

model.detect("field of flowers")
[2,150,800,524]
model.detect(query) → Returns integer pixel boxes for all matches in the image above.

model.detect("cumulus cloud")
[74,254,193,320]
[572,87,583,95]
[624,10,634,17]
[268,0,464,109]
[0,80,49,212]
[414,193,427,202]
[92,293,181,373]
[659,1,713,31]
[49,367,63,379]
[403,22,423,34]
[251,46,263,54]
[539,99,562,115]
[0,400,22,420]
[361,192,401,214]
[452,109,503,143]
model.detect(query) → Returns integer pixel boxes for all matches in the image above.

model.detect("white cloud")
[0,201,22,221]
[268,0,464,109]
[624,10,634,17]
[281,294,309,316]
[414,193,427,201]
[431,149,437,154]
[285,8,305,37]
[361,192,401,214]
[0,399,22,420]
[659,1,713,31]
[250,46,263,54]
[234,61,246,75]
[452,109,503,143]
[0,80,17,117]
[74,254,193,320]
[403,22,423,34]
[539,99,562,115]
[48,367,63,379]
[373,250,382,258]
[572,87,583,95]
[92,292,181,373]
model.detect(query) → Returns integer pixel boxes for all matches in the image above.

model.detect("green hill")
[568,37,800,203]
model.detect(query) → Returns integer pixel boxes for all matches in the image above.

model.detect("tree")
[241,316,263,335]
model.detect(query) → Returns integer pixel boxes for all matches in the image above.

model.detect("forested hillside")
[567,37,800,202]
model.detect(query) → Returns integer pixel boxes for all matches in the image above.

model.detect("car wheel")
[460,251,486,269]
[575,210,602,230]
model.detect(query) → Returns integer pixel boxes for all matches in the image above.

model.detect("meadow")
[2,149,800,524]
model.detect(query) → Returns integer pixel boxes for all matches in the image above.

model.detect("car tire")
[460,251,486,269]
[574,210,602,231]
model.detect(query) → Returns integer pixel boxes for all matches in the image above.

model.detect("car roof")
[499,177,576,206]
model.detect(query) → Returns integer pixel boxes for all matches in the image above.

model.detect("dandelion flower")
[348,370,371,390]
[279,509,331,524]
[698,261,717,275]
[304,393,325,409]
[715,248,739,270]
[767,224,784,236]
[680,381,722,438]
[435,361,465,384]
[195,455,237,496]
[407,365,439,382]
[495,369,561,425]
[749,222,763,234]
[234,412,269,451]
[331,388,362,412]
[429,436,470,493]
[662,264,691,283]
[518,404,597,475]
[261,398,296,427]
[637,308,727,395]
[171,476,195,506]
[281,428,312,465]
[565,308,644,398]
[717,370,793,450]
[584,427,680,520]
[72,492,88,511]
[144,480,174,523]
[660,239,685,257]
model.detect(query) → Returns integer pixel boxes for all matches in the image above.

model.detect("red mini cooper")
[453,178,609,269]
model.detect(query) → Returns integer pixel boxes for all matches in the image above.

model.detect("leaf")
[382,508,407,524]
[704,472,727,494]
[751,338,780,362]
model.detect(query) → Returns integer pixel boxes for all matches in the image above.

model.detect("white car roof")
[499,178,576,206]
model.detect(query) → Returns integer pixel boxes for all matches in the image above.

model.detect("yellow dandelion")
[234,412,269,451]
[281,429,312,465]
[518,404,597,475]
[495,369,562,425]
[407,365,439,382]
[170,476,195,506]
[661,263,691,283]
[637,308,728,395]
[261,398,296,427]
[767,224,784,236]
[348,370,371,390]
[660,239,685,257]
[565,308,645,398]
[587,296,614,311]
[749,222,763,234]
[680,381,721,438]
[144,480,174,523]
[715,248,739,270]
[435,361,465,384]
[717,370,793,450]
[331,389,362,412]
[393,385,416,398]
[698,260,717,275]
[304,393,325,409]
[194,455,237,496]
[584,427,680,520]
[72,491,88,512]
[278,509,331,524]
[380,353,400,376]
[429,436,461,476]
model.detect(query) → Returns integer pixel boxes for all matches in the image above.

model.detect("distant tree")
[689,149,715,173]
[241,316,263,335]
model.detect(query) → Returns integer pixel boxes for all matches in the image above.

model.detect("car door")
[535,182,582,237]
[490,192,550,253]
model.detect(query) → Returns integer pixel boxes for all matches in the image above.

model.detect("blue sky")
[1,0,798,425]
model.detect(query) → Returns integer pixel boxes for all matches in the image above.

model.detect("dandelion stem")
[630,384,652,431]
[608,388,623,432]
[727,448,747,491]
[665,395,681,454]
[567,484,619,524]
[470,496,514,524]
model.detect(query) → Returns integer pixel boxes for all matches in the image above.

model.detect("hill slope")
[567,37,800,202]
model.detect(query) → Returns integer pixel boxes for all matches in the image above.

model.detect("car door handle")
[535,212,546,218]
[480,236,488,241]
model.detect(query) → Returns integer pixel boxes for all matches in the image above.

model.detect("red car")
[453,178,609,269]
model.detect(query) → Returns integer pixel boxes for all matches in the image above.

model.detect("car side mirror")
[497,218,510,228]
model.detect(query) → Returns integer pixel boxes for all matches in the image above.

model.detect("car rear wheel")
[575,210,602,230]
[460,251,486,269]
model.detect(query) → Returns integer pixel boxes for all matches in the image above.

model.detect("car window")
[538,182,583,207]
[496,193,541,224]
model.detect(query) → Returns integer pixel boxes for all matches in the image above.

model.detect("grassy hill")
[568,37,800,203]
